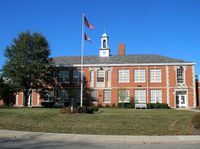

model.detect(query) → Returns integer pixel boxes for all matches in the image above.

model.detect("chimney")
[118,43,125,56]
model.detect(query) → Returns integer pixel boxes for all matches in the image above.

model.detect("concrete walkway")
[177,108,200,113]
[0,130,200,144]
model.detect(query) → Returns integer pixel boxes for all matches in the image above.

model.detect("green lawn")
[0,108,196,135]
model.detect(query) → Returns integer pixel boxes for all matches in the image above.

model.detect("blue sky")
[0,0,200,74]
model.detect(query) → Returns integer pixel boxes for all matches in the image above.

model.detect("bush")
[41,102,54,108]
[192,113,200,129]
[93,105,99,111]
[118,103,134,108]
[147,103,170,109]
[86,106,94,114]
[154,102,162,109]
[76,106,85,113]
[160,103,170,109]
[147,103,154,109]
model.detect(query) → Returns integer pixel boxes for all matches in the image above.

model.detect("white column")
[166,66,170,106]
[15,94,19,106]
[37,93,40,106]
[27,94,31,107]
[192,65,197,108]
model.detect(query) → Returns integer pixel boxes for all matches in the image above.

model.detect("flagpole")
[80,13,84,107]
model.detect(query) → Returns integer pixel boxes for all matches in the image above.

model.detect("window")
[73,70,81,82]
[150,69,161,83]
[58,70,69,82]
[134,69,145,82]
[44,90,54,101]
[150,90,162,103]
[97,70,104,82]
[73,90,80,101]
[134,90,146,103]
[118,70,130,83]
[58,89,69,102]
[107,70,111,82]
[118,89,130,102]
[90,70,94,82]
[104,90,111,102]
[103,39,106,48]
[90,90,97,102]
[177,68,184,83]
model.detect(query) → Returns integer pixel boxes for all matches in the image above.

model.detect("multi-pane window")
[118,89,130,102]
[90,70,94,82]
[73,70,81,82]
[150,90,162,103]
[177,68,184,83]
[104,90,111,102]
[134,90,146,103]
[150,69,161,83]
[90,90,97,102]
[97,70,104,82]
[118,70,130,83]
[44,90,54,101]
[58,70,69,82]
[134,69,145,82]
[74,90,80,100]
[70,89,80,106]
[107,70,111,82]
[58,89,69,102]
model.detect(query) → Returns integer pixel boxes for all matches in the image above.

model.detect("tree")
[118,88,128,108]
[3,32,54,106]
[0,76,12,105]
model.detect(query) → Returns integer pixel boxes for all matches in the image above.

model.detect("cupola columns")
[99,33,110,57]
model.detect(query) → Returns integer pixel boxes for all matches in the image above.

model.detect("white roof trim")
[55,62,195,67]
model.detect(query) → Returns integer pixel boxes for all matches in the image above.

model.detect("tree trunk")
[24,89,32,107]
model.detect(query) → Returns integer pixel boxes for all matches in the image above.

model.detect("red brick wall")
[198,82,200,107]
[84,65,196,108]
[13,64,196,108]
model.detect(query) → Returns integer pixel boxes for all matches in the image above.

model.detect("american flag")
[84,33,92,43]
[84,16,95,30]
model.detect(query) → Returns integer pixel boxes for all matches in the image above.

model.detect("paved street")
[0,130,200,149]
[1,137,200,149]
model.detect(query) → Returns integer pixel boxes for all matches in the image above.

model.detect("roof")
[53,54,193,66]
[102,33,108,37]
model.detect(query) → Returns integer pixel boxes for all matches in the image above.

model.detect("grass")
[0,108,196,135]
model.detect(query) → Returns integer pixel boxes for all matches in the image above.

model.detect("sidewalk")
[0,130,200,144]
[177,108,200,113]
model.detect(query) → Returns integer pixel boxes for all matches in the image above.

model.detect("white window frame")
[74,89,80,101]
[90,70,94,82]
[104,90,111,103]
[97,70,104,82]
[150,69,161,83]
[177,68,184,84]
[58,70,69,82]
[150,90,162,103]
[90,90,97,102]
[73,70,81,82]
[107,70,111,82]
[58,89,69,102]
[134,90,146,103]
[118,70,130,83]
[134,69,146,83]
[118,89,130,103]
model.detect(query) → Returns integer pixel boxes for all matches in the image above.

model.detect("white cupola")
[99,33,110,57]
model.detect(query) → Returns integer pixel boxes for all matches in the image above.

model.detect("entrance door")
[176,91,187,108]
